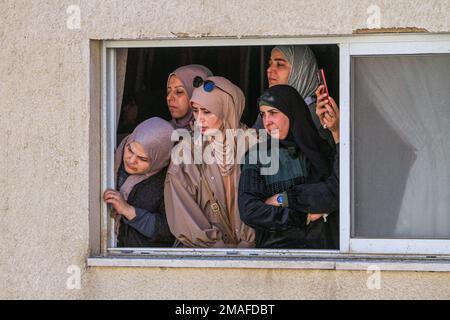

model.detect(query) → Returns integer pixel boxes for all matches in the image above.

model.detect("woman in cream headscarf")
[166,64,213,131]
[164,76,255,248]
[104,117,175,247]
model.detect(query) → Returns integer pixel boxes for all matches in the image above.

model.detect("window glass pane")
[352,54,450,239]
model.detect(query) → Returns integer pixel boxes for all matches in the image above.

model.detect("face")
[260,105,290,140]
[123,141,151,175]
[167,75,190,119]
[191,102,223,134]
[267,49,292,87]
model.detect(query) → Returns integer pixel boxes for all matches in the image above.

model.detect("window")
[97,35,450,262]
[348,42,450,255]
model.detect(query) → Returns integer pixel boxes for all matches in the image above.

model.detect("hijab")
[258,85,332,181]
[167,64,213,130]
[273,45,319,103]
[115,117,175,200]
[272,46,333,135]
[190,76,246,176]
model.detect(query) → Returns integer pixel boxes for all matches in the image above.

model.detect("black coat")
[117,167,175,247]
[238,144,339,249]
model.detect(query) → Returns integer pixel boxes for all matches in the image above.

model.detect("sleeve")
[164,163,226,248]
[123,202,173,243]
[286,144,339,213]
[238,162,307,232]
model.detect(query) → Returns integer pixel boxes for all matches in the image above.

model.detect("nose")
[263,114,272,127]
[128,153,137,165]
[267,62,275,75]
[197,111,205,124]
[167,91,175,103]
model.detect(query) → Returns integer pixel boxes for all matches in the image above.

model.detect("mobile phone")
[317,69,331,128]
[317,68,330,99]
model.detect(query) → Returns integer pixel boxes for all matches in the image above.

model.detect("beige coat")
[164,139,255,248]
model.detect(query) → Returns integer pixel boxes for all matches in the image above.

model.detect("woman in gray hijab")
[257,45,333,144]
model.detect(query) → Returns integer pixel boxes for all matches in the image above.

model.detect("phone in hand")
[317,68,330,100]
[317,69,332,129]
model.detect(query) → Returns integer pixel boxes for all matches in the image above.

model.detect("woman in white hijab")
[259,45,333,144]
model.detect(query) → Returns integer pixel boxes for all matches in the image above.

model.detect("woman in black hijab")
[238,84,340,249]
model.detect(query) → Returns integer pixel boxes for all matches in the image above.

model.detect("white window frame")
[348,40,450,255]
[98,34,450,262]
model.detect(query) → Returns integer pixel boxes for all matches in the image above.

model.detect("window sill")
[87,253,450,272]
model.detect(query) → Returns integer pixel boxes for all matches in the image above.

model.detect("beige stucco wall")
[1,0,449,300]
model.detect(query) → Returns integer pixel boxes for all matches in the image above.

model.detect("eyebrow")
[167,85,185,89]
[127,144,148,160]
[273,58,288,63]
[261,107,279,113]
[191,105,209,111]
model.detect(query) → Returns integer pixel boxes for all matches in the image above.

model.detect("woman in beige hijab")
[164,76,255,248]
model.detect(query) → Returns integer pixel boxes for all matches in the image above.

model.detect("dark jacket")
[238,144,339,249]
[117,166,175,247]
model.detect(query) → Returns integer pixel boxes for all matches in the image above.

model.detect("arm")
[282,86,340,215]
[103,188,173,242]
[286,144,339,214]
[238,162,307,232]
[316,85,340,144]
[123,202,173,243]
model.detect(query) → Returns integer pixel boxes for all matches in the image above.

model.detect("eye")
[192,108,198,113]
[259,111,265,118]
[138,157,148,162]
[203,110,211,114]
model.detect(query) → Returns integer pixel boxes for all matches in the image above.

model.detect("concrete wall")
[1,0,449,300]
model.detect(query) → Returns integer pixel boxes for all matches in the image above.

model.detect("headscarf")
[258,85,332,181]
[114,117,175,200]
[190,76,246,176]
[273,45,319,103]
[272,45,330,134]
[167,64,213,130]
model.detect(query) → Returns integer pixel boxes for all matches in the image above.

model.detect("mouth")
[125,163,137,171]
[267,127,279,134]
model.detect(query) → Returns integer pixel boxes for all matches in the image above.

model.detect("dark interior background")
[117,45,340,137]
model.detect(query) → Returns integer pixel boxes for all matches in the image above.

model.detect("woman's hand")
[265,194,280,206]
[307,213,324,224]
[265,194,326,225]
[315,85,340,143]
[103,189,136,220]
